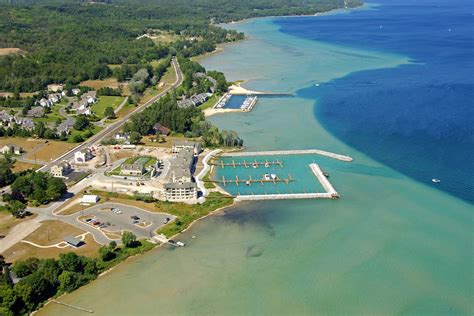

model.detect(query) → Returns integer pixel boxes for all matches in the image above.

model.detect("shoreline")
[35,4,368,313]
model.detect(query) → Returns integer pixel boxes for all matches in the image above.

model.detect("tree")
[6,200,26,218]
[0,157,15,187]
[104,106,115,119]
[12,259,40,278]
[34,122,46,138]
[121,231,137,247]
[129,131,141,145]
[58,253,84,273]
[99,246,115,262]
[73,115,90,131]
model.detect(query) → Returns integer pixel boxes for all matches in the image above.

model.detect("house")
[120,163,145,176]
[77,107,93,116]
[1,144,22,155]
[57,117,75,135]
[48,93,61,104]
[81,195,99,204]
[177,99,194,109]
[190,93,211,106]
[171,140,201,156]
[27,106,44,118]
[72,88,81,95]
[38,98,50,107]
[153,123,171,136]
[74,149,93,163]
[50,161,72,178]
[82,91,97,104]
[21,118,35,131]
[115,133,130,141]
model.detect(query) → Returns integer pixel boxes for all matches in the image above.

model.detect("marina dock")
[210,159,283,168]
[206,174,294,186]
[221,149,353,162]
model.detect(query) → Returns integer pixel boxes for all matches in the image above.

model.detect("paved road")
[0,59,183,250]
[38,57,183,172]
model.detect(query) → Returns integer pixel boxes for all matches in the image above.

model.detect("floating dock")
[221,149,353,162]
[210,159,283,169]
[206,174,294,187]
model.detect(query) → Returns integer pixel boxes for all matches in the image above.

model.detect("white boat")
[432,179,441,183]
[270,174,277,180]
[246,180,251,186]
[264,173,271,181]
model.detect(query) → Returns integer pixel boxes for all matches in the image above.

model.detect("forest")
[0,0,362,92]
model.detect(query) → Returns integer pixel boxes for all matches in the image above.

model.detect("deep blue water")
[275,0,474,203]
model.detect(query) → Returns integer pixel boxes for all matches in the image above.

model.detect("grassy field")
[27,141,76,162]
[91,96,125,119]
[114,103,135,120]
[140,135,200,148]
[11,161,41,173]
[33,102,66,124]
[80,78,122,90]
[0,137,46,153]
[139,65,177,105]
[3,220,101,262]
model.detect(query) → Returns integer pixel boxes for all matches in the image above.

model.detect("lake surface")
[43,1,473,315]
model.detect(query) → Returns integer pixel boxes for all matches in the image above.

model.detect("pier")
[210,159,283,168]
[309,163,339,198]
[206,174,294,187]
[221,149,353,162]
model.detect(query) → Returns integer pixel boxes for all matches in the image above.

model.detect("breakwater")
[221,149,353,162]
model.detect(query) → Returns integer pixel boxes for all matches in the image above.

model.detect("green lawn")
[91,96,125,119]
[199,94,220,110]
[33,104,64,124]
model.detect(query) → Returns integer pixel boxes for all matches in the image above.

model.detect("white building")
[81,195,99,204]
[50,161,72,178]
[74,149,93,163]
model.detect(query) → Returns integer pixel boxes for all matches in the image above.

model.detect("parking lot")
[76,203,175,239]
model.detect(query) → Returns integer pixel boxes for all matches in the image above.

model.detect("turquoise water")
[43,3,473,315]
[215,155,333,195]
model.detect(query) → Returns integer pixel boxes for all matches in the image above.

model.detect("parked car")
[131,215,140,220]
[163,217,170,224]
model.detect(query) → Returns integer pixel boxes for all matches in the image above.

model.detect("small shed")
[81,194,99,204]
[64,235,82,247]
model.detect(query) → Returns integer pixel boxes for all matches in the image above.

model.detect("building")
[164,182,197,201]
[57,117,76,135]
[26,106,44,118]
[81,195,99,204]
[163,142,198,201]
[82,91,97,104]
[64,235,82,247]
[177,99,194,109]
[153,123,171,136]
[172,140,201,156]
[115,133,130,141]
[50,161,72,178]
[74,149,93,163]
[1,144,22,155]
[72,88,81,95]
[120,163,145,176]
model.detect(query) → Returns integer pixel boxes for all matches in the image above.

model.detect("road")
[0,58,183,251]
[38,57,183,172]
